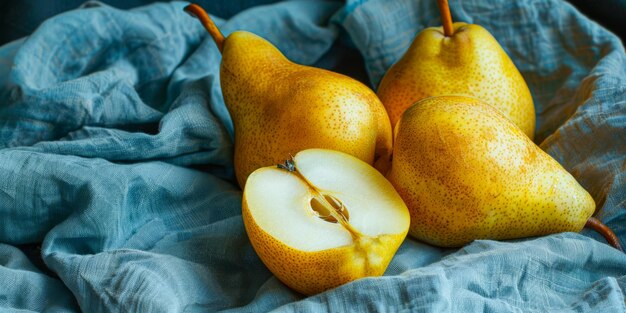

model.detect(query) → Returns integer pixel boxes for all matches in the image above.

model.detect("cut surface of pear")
[387,96,594,248]
[377,18,535,139]
[243,149,409,295]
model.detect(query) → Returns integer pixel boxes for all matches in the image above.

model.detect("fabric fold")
[0,0,625,312]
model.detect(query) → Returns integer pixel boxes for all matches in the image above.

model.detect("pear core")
[310,195,349,224]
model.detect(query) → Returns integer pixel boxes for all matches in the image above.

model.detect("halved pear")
[242,149,409,295]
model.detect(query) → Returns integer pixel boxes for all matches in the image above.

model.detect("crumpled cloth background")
[0,0,625,312]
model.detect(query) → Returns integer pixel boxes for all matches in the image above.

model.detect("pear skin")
[221,32,392,187]
[377,21,535,139]
[387,96,594,247]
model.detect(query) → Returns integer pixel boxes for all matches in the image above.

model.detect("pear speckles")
[387,96,595,247]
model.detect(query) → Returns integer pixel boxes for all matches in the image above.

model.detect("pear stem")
[585,217,623,252]
[184,3,225,53]
[437,0,454,37]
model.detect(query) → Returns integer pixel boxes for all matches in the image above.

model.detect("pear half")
[242,149,409,295]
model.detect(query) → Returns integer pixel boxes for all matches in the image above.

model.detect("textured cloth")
[0,0,625,312]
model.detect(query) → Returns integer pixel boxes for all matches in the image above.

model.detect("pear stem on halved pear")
[184,3,225,53]
[585,217,623,252]
[436,0,454,37]
[277,158,363,240]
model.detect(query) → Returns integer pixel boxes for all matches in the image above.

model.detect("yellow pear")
[377,0,535,139]
[387,96,594,247]
[243,149,410,295]
[185,4,392,188]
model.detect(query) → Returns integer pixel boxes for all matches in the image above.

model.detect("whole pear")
[185,4,392,188]
[377,0,535,139]
[387,96,594,247]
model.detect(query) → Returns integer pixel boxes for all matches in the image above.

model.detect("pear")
[377,0,535,139]
[387,96,594,247]
[185,4,392,188]
[243,149,410,295]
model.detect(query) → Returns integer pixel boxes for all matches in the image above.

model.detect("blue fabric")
[0,0,625,312]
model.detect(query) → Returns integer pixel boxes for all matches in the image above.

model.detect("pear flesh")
[377,22,535,139]
[221,32,392,188]
[243,149,409,295]
[387,96,594,248]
